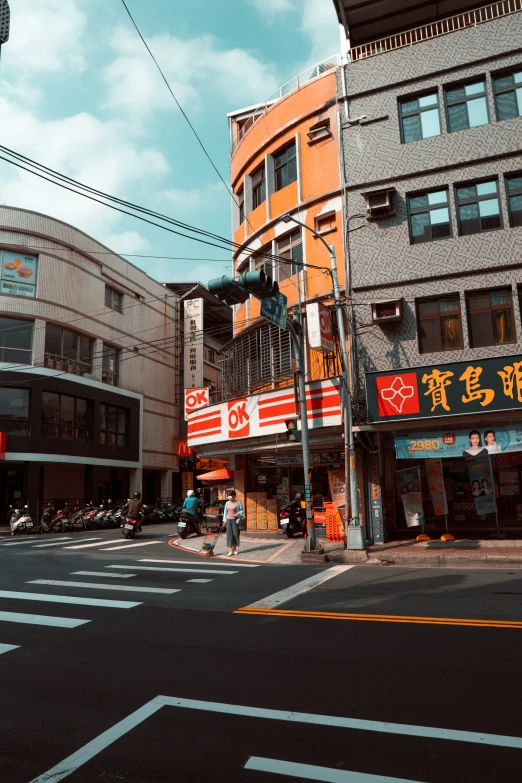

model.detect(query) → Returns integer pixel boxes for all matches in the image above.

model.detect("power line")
[2,244,232,262]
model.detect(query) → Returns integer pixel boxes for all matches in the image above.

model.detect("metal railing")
[231,54,340,154]
[350,0,522,62]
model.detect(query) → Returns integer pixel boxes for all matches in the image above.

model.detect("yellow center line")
[234,607,522,629]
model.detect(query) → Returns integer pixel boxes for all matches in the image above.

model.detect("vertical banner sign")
[425,458,448,516]
[328,469,346,524]
[396,467,425,527]
[306,302,334,353]
[368,452,384,543]
[183,298,204,389]
[466,453,497,515]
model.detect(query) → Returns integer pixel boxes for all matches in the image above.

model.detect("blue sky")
[0,0,340,284]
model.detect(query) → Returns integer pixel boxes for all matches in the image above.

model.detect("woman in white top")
[222,490,244,557]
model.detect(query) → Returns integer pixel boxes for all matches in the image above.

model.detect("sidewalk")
[172,531,522,568]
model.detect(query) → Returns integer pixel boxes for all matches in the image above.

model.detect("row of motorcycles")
[8,499,183,536]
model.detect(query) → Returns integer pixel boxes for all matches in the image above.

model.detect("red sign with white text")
[184,387,210,420]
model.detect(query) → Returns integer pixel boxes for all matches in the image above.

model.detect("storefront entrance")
[0,465,25,523]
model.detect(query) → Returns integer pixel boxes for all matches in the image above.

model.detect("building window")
[506,173,522,228]
[276,230,302,283]
[0,388,30,434]
[0,317,33,364]
[399,92,441,143]
[104,285,123,313]
[44,325,93,376]
[417,297,463,354]
[456,180,502,236]
[493,68,522,121]
[407,190,451,244]
[467,288,515,348]
[100,404,127,447]
[102,344,120,386]
[252,165,266,209]
[42,392,90,441]
[274,141,297,191]
[445,80,489,132]
[315,212,336,234]
[204,347,216,364]
[237,187,245,224]
[253,252,273,280]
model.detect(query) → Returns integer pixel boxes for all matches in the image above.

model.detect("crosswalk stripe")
[140,558,259,568]
[0,643,20,654]
[187,579,213,583]
[32,538,99,548]
[62,539,121,550]
[100,540,163,551]
[2,537,71,546]
[29,580,180,595]
[107,565,238,575]
[0,611,89,628]
[72,571,135,579]
[0,590,140,609]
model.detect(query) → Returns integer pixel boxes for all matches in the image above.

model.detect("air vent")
[371,299,403,324]
[361,187,395,220]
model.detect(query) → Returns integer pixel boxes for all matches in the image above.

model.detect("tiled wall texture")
[0,206,180,472]
[339,13,522,396]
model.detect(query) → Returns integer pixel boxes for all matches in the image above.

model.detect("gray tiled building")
[334,1,522,541]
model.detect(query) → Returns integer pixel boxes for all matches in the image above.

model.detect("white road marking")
[0,611,89,628]
[29,580,180,595]
[72,571,135,579]
[243,565,354,610]
[187,579,213,583]
[32,538,98,548]
[62,539,119,550]
[28,692,522,783]
[2,537,71,546]
[0,590,140,609]
[244,757,425,783]
[107,565,238,575]
[28,700,163,783]
[100,540,162,551]
[140,558,259,568]
[0,643,20,655]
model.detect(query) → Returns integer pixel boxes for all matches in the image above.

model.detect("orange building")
[187,56,365,530]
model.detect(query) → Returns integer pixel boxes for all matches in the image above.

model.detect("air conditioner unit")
[371,299,403,324]
[361,187,396,220]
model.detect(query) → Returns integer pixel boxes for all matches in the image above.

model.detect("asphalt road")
[1,525,522,782]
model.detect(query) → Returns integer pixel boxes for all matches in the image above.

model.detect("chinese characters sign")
[183,298,204,389]
[366,354,522,423]
[0,250,38,298]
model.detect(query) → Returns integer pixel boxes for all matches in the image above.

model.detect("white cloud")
[249,0,294,18]
[102,27,280,118]
[101,231,152,256]
[0,95,169,245]
[160,183,223,212]
[5,0,87,73]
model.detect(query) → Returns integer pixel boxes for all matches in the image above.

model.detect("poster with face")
[465,453,497,515]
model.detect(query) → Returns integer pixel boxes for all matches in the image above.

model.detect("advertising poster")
[425,458,447,516]
[396,467,425,527]
[1,250,38,297]
[465,453,497,515]
[328,469,347,524]
[395,425,522,459]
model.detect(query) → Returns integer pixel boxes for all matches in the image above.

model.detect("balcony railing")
[350,0,522,62]
[231,54,340,154]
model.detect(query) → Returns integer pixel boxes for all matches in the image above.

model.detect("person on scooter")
[182,489,202,535]
[125,492,144,532]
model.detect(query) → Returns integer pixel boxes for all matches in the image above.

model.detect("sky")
[0,0,340,285]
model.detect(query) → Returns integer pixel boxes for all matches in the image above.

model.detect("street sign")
[260,292,287,329]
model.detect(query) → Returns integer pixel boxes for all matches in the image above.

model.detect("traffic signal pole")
[286,318,317,552]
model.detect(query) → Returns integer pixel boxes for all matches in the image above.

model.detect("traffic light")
[285,418,301,442]
[207,275,250,306]
[237,270,279,300]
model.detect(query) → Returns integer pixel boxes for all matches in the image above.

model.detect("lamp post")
[0,1,10,54]
[281,213,362,547]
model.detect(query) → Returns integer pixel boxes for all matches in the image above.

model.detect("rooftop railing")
[349,0,522,62]
[231,54,340,155]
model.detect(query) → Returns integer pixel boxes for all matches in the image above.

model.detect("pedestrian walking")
[223,489,244,557]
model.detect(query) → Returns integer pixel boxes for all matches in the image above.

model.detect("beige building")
[0,206,179,518]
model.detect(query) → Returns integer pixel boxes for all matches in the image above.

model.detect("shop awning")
[197,468,234,481]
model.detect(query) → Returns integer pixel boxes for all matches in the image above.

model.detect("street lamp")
[0,1,10,51]
[281,213,364,549]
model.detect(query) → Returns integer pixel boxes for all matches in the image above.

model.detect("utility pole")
[281,214,364,549]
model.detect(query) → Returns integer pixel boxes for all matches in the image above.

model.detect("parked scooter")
[8,504,35,535]
[280,495,307,538]
[177,509,202,539]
